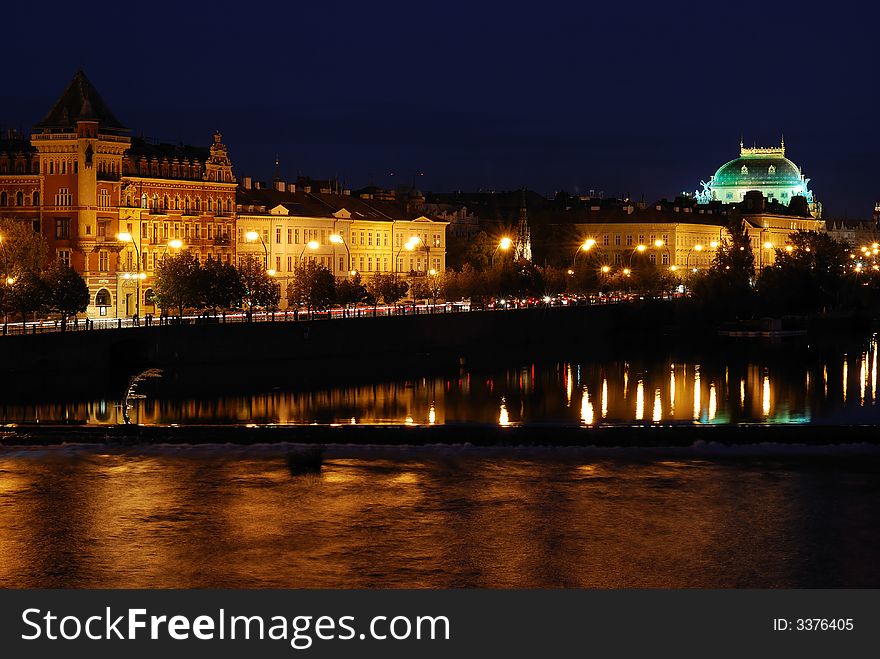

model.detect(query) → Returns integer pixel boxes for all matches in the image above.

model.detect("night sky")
[3,1,876,216]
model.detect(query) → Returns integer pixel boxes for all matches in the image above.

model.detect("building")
[694,139,821,218]
[0,71,238,318]
[532,192,823,273]
[236,180,447,308]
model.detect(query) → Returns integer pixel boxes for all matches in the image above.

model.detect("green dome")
[713,154,803,188]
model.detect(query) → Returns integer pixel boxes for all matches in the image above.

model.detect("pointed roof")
[35,70,127,132]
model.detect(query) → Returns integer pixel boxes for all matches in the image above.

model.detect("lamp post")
[492,236,513,268]
[329,233,350,276]
[686,243,704,272]
[628,243,647,267]
[299,240,319,262]
[116,231,145,322]
[408,235,430,272]
[246,230,269,269]
[573,238,597,267]
[0,235,10,332]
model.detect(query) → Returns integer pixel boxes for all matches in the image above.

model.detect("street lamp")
[492,236,513,267]
[329,233,351,275]
[408,235,431,274]
[246,230,269,269]
[116,231,143,321]
[573,238,597,266]
[299,240,319,262]
[686,243,704,271]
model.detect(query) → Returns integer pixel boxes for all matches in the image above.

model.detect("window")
[768,165,776,174]
[626,235,633,246]
[276,228,282,244]
[287,228,292,244]
[33,191,40,206]
[741,165,748,174]
[58,249,71,267]
[55,188,72,207]
[95,288,111,307]
[287,256,292,271]
[55,218,70,239]
[294,229,300,244]
[615,235,621,246]
[276,256,281,271]
[98,250,109,271]
[0,192,6,206]
[662,253,669,265]
[15,191,23,206]
[97,222,107,237]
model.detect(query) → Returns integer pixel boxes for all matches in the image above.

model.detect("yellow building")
[568,193,822,274]
[236,181,447,308]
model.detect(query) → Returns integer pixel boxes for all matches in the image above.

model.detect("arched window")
[144,288,156,307]
[15,191,23,206]
[162,195,168,209]
[152,194,158,211]
[0,192,6,206]
[195,197,201,211]
[141,193,147,208]
[32,191,40,206]
[95,289,111,307]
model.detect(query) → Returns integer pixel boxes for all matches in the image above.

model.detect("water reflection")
[4,334,880,427]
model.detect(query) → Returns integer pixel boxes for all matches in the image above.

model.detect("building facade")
[0,71,237,318]
[236,181,448,309]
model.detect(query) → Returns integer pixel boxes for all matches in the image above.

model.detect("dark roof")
[35,70,127,132]
[126,137,209,163]
[237,186,429,221]
[0,137,36,156]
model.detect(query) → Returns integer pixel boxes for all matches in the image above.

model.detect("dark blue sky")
[3,1,876,215]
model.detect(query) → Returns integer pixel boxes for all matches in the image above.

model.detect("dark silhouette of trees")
[43,263,89,330]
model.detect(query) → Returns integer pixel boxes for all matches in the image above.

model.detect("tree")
[6,270,47,326]
[335,273,369,315]
[239,255,281,320]
[199,256,244,316]
[691,219,756,319]
[154,251,202,319]
[366,272,409,310]
[287,261,336,317]
[42,263,88,330]
[757,230,852,315]
[0,218,48,276]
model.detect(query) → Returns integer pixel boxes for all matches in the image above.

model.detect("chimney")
[274,180,286,192]
[288,182,296,193]
[242,176,252,189]
[343,189,351,196]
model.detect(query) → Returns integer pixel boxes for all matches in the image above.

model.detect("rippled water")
[3,334,880,427]
[1,444,879,588]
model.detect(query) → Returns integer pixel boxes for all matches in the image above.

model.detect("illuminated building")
[236,179,447,308]
[553,193,823,273]
[0,70,236,317]
[694,139,821,217]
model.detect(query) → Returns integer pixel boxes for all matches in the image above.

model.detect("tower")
[514,188,532,261]
[30,70,130,315]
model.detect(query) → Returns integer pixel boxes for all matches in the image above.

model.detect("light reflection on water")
[3,335,880,427]
[0,446,878,588]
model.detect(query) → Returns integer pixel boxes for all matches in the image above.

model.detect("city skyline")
[2,1,878,216]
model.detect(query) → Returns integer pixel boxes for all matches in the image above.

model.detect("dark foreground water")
[1,444,879,588]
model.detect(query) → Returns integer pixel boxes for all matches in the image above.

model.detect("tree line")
[0,219,89,330]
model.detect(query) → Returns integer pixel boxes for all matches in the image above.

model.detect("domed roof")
[712,145,803,188]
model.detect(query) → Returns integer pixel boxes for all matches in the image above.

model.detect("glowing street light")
[601,265,611,274]
[763,241,773,250]
[116,231,144,321]
[492,236,513,267]
[654,239,665,248]
[299,240,320,262]
[245,230,270,269]
[167,238,183,250]
[329,233,351,274]
[636,244,647,253]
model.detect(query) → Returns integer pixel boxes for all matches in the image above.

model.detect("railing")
[0,294,682,337]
